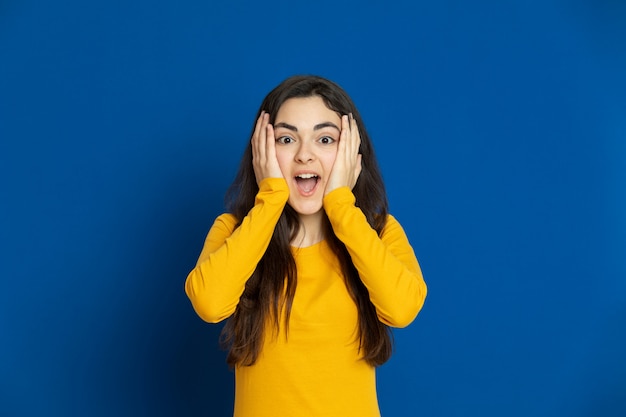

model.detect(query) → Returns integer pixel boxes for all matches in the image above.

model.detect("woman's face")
[273,96,341,217]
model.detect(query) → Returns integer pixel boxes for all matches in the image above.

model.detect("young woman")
[185,75,427,417]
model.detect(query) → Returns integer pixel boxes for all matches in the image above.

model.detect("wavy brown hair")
[221,75,392,367]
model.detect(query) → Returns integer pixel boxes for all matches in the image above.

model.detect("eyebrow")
[274,122,340,132]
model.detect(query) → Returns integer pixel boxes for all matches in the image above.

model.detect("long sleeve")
[185,178,289,323]
[323,187,427,327]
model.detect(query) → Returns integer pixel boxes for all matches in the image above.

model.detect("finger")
[257,112,270,161]
[253,111,265,140]
[340,114,350,154]
[350,113,361,156]
[252,111,265,159]
[265,122,284,179]
[252,112,271,183]
[265,122,275,160]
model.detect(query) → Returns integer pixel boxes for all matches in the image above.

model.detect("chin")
[287,200,324,217]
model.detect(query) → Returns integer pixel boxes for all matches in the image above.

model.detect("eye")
[276,136,294,144]
[319,136,336,145]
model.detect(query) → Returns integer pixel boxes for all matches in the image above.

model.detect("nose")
[295,141,314,163]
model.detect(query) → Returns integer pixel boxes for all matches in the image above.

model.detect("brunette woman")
[185,75,427,417]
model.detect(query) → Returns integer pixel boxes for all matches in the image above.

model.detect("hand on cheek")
[325,114,362,195]
[251,111,284,184]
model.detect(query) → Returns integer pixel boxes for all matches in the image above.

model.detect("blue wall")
[1,1,625,416]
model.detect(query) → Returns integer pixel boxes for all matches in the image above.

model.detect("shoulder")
[382,214,402,230]
[209,213,239,235]
[380,214,410,241]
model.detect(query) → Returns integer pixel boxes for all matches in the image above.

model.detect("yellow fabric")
[186,177,427,417]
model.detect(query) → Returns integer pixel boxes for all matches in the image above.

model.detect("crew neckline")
[290,239,326,251]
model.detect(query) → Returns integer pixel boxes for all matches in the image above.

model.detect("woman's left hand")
[325,114,362,195]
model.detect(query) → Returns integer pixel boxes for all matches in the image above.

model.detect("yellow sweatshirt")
[186,178,427,417]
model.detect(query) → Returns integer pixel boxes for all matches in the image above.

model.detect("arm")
[185,178,289,323]
[323,114,426,327]
[186,111,288,323]
[323,188,427,327]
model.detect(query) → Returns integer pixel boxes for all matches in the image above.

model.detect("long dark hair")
[221,75,392,367]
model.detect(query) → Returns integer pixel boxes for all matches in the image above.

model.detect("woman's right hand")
[251,111,283,184]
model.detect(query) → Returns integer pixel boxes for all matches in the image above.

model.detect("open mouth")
[295,173,319,194]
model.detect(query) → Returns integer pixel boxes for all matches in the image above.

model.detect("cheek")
[274,149,291,172]
[322,150,338,171]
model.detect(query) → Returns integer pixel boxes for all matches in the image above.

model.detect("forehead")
[275,96,341,124]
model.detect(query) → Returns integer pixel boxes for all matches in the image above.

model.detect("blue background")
[1,1,625,416]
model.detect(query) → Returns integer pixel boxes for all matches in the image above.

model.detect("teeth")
[296,174,318,179]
